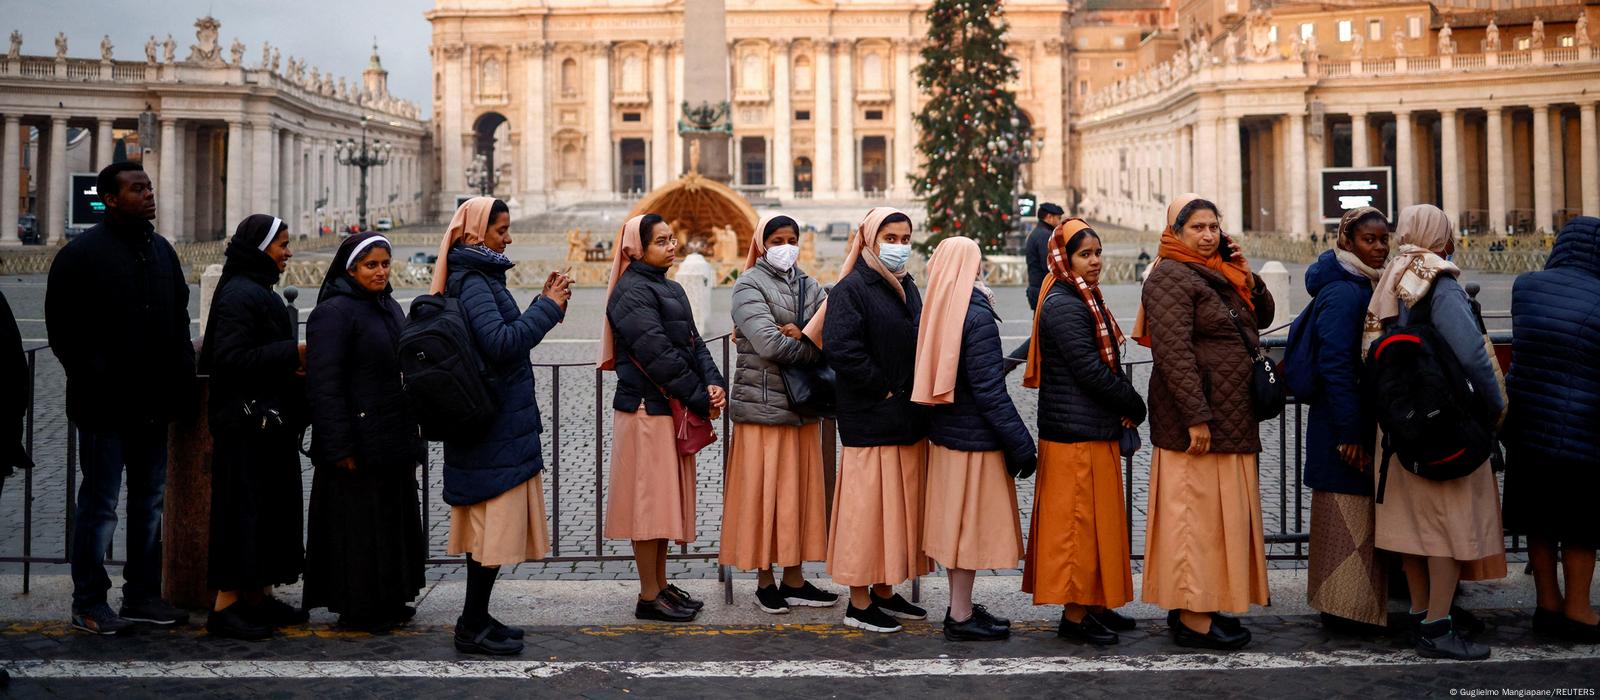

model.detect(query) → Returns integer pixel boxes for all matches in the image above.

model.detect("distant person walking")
[0,288,30,487]
[198,215,309,640]
[1008,203,1065,362]
[46,162,194,635]
[303,232,427,635]
[720,214,839,614]
[1504,215,1600,643]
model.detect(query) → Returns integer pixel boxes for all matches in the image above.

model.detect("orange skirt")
[604,410,697,544]
[923,444,1024,571]
[826,442,933,587]
[1022,440,1133,608]
[447,473,549,567]
[1141,448,1268,613]
[718,422,828,571]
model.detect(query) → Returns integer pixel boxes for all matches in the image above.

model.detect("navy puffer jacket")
[822,257,928,447]
[441,247,565,506]
[1302,250,1376,495]
[1505,216,1600,464]
[1034,284,1145,444]
[927,290,1036,462]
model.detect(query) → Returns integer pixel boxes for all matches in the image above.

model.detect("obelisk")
[679,0,732,183]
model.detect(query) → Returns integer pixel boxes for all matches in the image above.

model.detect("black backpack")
[397,273,498,442]
[1363,293,1493,503]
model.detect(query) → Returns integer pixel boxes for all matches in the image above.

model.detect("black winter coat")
[928,291,1036,461]
[607,261,725,418]
[1,290,28,471]
[306,275,423,472]
[822,258,928,447]
[1034,284,1146,444]
[1506,215,1600,464]
[46,216,194,430]
[442,247,565,506]
[202,266,306,436]
[1024,222,1052,310]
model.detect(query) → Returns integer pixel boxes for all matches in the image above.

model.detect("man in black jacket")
[46,162,194,635]
[1,289,31,482]
[1007,203,1064,363]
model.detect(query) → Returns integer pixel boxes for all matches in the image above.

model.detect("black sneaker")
[120,597,190,626]
[844,604,902,633]
[635,596,696,623]
[972,603,1010,628]
[1416,618,1489,661]
[206,603,272,641]
[248,597,308,628]
[779,581,840,608]
[871,592,927,620]
[755,585,791,614]
[662,584,705,612]
[70,604,133,636]
[944,608,1009,642]
[1092,608,1138,632]
[454,616,523,656]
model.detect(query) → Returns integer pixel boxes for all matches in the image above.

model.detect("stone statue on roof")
[1531,16,1545,50]
[162,34,176,64]
[1439,24,1455,56]
[230,37,245,66]
[54,32,67,60]
[1484,19,1500,52]
[1578,13,1591,48]
[7,31,20,61]
[145,36,158,65]
[101,35,114,62]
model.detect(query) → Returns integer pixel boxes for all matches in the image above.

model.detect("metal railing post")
[550,365,562,558]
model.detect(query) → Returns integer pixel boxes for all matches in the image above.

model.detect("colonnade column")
[649,41,670,190]
[773,39,794,198]
[1287,112,1307,238]
[891,39,914,199]
[1440,109,1462,224]
[46,116,67,245]
[1178,125,1193,195]
[835,40,855,196]
[1305,116,1326,235]
[157,118,179,241]
[95,118,114,169]
[251,122,274,217]
[1350,110,1369,168]
[1,117,19,245]
[1486,106,1506,235]
[521,42,547,204]
[440,44,466,198]
[590,41,612,198]
[1222,115,1242,231]
[1532,104,1553,233]
[292,133,306,231]
[279,128,296,230]
[1581,102,1599,217]
[225,121,247,232]
[1040,38,1066,202]
[1195,113,1217,200]
[813,39,835,198]
[1394,110,1414,211]
[671,40,684,177]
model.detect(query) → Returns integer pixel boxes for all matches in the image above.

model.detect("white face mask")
[878,243,912,272]
[765,243,800,272]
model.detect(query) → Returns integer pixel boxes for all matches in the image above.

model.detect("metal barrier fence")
[5,330,1522,604]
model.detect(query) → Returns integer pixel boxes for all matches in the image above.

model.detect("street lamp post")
[334,116,392,231]
[465,152,506,197]
[988,114,1046,254]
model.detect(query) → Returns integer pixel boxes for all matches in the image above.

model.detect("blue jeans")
[71,425,167,611]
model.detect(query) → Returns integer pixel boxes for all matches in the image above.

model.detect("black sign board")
[69,173,106,228]
[1319,167,1393,223]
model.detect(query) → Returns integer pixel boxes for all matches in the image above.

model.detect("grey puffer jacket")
[730,259,826,425]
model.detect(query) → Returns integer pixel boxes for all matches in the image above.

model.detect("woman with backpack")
[1504,215,1600,643]
[1366,203,1507,661]
[200,214,309,640]
[600,213,726,623]
[913,236,1034,642]
[303,232,427,635]
[803,207,931,634]
[1299,207,1390,635]
[1020,219,1146,646]
[1137,194,1275,651]
[719,214,840,614]
[433,197,572,655]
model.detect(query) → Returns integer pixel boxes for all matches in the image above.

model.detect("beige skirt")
[1142,448,1269,613]
[826,442,933,587]
[1373,430,1506,572]
[718,422,828,571]
[447,473,549,568]
[923,444,1024,571]
[604,410,698,544]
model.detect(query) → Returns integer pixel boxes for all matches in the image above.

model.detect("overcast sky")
[1,0,437,117]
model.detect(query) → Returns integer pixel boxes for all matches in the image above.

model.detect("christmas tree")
[911,0,1028,252]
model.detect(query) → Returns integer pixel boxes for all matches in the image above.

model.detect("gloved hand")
[1005,451,1037,480]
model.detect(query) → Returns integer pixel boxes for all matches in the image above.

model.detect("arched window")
[480,57,503,94]
[862,52,884,91]
[561,143,581,179]
[742,53,765,90]
[622,53,644,93]
[794,55,813,91]
[560,57,579,95]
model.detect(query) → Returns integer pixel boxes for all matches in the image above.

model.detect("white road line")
[7,645,1597,680]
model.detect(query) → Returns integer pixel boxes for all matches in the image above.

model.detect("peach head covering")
[1365,204,1460,342]
[1131,192,1202,346]
[911,236,983,406]
[743,213,799,271]
[596,214,648,371]
[429,196,498,295]
[800,206,909,347]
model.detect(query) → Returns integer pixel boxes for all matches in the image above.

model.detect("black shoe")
[70,604,133,636]
[972,603,1010,629]
[1091,608,1137,632]
[755,585,791,614]
[1319,612,1389,637]
[944,609,1009,642]
[662,584,704,612]
[248,597,309,628]
[120,597,191,626]
[871,592,927,620]
[635,596,697,623]
[207,604,273,641]
[337,612,396,635]
[779,581,840,608]
[1532,607,1565,635]
[1416,618,1489,660]
[1058,612,1119,645]
[485,614,523,640]
[1172,616,1251,650]
[454,616,523,656]
[1167,608,1243,632]
[844,604,902,633]
[1450,605,1486,638]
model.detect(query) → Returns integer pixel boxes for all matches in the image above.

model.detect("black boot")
[1058,612,1119,645]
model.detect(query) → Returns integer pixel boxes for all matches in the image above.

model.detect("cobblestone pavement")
[0,263,1521,583]
[0,610,1596,697]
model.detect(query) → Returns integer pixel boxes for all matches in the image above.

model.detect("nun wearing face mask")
[719,214,840,614]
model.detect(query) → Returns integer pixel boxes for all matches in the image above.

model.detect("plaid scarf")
[1072,274,1125,369]
[1025,218,1125,387]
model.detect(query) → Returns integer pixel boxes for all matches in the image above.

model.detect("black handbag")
[1214,287,1286,422]
[1118,425,1142,458]
[779,283,837,417]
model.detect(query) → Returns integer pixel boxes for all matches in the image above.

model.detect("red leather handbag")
[628,356,716,455]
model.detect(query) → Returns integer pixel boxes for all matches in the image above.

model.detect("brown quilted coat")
[1143,260,1276,454]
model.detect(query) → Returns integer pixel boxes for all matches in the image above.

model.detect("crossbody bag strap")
[1210,285,1265,362]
